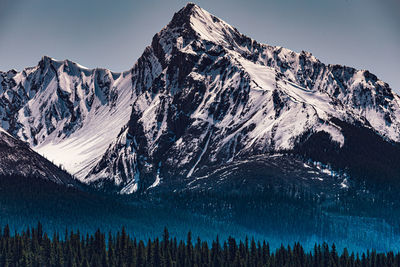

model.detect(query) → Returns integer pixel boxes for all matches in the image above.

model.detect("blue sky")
[0,0,399,92]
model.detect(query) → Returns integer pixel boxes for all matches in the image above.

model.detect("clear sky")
[1,0,399,92]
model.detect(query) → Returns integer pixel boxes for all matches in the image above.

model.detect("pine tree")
[262,241,270,265]
[153,238,161,267]
[162,227,172,267]
[186,231,193,266]
[137,240,145,267]
[250,237,257,266]
[211,236,221,267]
[146,238,153,266]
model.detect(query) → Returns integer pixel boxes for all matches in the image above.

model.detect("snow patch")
[340,178,349,189]
[187,130,212,178]
[120,171,140,194]
[148,163,162,189]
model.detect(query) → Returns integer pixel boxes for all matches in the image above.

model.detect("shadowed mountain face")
[87,3,400,193]
[0,127,76,185]
[1,3,400,195]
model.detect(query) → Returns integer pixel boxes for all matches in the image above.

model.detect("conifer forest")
[0,224,400,267]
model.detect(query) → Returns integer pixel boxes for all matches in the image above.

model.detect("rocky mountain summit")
[1,3,399,193]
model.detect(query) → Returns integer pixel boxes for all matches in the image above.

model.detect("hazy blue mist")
[0,0,399,92]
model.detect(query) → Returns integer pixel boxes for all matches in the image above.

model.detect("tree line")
[0,223,399,267]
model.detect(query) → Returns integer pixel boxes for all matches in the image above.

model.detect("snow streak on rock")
[1,3,399,192]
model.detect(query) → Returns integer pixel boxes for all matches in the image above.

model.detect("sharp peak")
[169,2,222,27]
[39,55,73,65]
[180,2,202,13]
[38,56,91,71]
[168,3,201,25]
[38,55,63,66]
[161,2,242,46]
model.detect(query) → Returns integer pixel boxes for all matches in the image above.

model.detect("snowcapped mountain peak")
[40,55,56,63]
[38,55,62,69]
[169,3,204,25]
[0,52,135,180]
[1,4,400,193]
[163,3,246,52]
[37,56,91,75]
[186,5,241,44]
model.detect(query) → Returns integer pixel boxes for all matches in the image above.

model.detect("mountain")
[87,3,400,193]
[0,56,135,180]
[1,3,400,252]
[0,127,76,185]
[1,3,400,194]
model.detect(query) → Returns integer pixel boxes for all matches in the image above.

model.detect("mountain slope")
[86,3,400,193]
[0,127,76,185]
[1,3,400,193]
[0,57,137,179]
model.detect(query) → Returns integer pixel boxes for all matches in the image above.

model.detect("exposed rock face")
[1,3,400,193]
[0,127,76,185]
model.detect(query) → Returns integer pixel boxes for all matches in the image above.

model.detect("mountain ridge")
[0,126,77,185]
[1,3,399,193]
